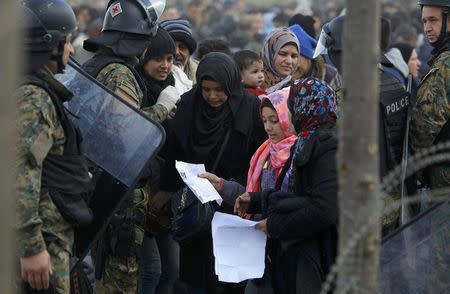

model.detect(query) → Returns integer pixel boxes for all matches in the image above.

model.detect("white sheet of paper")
[175,161,223,205]
[212,212,267,283]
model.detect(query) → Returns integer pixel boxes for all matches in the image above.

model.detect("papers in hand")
[175,161,223,205]
[212,212,267,283]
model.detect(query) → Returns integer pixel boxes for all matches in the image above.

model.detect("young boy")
[233,50,266,96]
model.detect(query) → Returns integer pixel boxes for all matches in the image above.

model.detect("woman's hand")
[234,192,251,217]
[255,218,269,236]
[198,172,223,191]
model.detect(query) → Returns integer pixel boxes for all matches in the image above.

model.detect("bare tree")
[337,0,381,292]
[0,0,19,292]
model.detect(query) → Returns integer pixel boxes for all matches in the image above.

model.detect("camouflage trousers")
[94,254,140,294]
[48,242,71,294]
[94,189,147,294]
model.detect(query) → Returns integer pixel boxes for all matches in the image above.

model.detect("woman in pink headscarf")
[199,86,297,204]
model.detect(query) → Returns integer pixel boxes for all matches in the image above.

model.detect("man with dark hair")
[288,13,316,38]
[196,38,231,60]
[160,18,199,83]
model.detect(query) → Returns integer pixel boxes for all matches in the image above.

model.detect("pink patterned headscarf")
[246,87,297,192]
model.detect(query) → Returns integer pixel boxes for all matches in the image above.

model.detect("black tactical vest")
[379,69,409,178]
[24,75,92,226]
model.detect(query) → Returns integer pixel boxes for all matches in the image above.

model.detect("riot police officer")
[16,0,91,293]
[81,1,179,293]
[410,0,450,189]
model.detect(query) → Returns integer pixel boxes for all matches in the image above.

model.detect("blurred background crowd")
[68,0,429,77]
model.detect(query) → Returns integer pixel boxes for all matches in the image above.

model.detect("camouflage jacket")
[94,60,163,245]
[15,66,73,257]
[95,61,169,123]
[410,50,450,189]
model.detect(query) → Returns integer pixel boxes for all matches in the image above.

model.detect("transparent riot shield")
[56,59,165,260]
[379,202,450,293]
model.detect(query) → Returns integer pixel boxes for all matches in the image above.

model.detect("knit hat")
[289,24,318,60]
[159,18,197,54]
[142,27,176,63]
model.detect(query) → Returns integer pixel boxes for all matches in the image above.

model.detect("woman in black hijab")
[160,52,266,294]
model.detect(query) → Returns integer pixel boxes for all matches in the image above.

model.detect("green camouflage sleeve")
[96,64,169,123]
[15,85,59,257]
[96,63,143,108]
[410,65,450,152]
[141,104,169,123]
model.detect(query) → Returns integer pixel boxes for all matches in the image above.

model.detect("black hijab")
[176,52,243,162]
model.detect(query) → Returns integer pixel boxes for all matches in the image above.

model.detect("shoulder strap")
[23,75,66,126]
[211,127,232,173]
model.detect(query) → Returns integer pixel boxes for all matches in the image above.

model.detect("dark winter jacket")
[159,84,266,291]
[249,126,338,294]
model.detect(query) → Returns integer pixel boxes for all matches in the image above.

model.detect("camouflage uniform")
[93,60,169,294]
[15,66,73,293]
[410,50,450,189]
[410,49,450,292]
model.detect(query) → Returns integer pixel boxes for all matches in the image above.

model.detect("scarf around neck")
[246,87,297,192]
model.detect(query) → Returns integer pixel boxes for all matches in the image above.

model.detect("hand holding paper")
[212,212,267,283]
[175,161,223,205]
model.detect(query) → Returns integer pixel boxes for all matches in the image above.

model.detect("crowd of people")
[16,0,449,294]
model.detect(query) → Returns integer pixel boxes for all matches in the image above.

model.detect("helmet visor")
[313,28,331,59]
[136,0,166,24]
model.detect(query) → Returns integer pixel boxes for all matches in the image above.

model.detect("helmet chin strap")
[49,41,66,73]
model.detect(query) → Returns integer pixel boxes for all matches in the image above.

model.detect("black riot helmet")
[83,0,166,57]
[103,0,165,36]
[22,0,77,73]
[418,0,450,48]
[313,15,345,72]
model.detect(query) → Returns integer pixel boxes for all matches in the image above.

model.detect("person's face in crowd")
[201,79,228,108]
[46,33,74,73]
[422,6,449,44]
[144,53,174,81]
[261,106,284,144]
[62,33,74,66]
[174,41,190,68]
[294,56,312,79]
[407,49,421,80]
[241,61,264,88]
[250,13,264,35]
[187,4,202,22]
[76,8,91,30]
[159,7,181,21]
[273,44,299,77]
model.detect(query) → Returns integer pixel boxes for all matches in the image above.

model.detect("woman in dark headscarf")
[160,52,267,294]
[261,27,300,93]
[235,77,339,294]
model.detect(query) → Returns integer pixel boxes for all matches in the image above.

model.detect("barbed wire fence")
[320,141,450,294]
